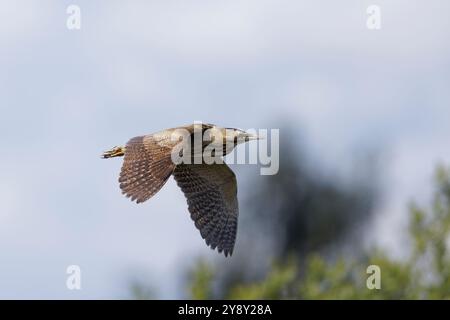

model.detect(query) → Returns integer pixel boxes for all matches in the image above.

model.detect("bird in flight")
[102,123,260,256]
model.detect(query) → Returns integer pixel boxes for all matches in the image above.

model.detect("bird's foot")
[101,146,125,159]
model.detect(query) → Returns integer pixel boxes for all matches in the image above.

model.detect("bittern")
[102,123,260,256]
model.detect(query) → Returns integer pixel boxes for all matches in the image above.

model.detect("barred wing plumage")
[119,135,176,204]
[173,163,238,257]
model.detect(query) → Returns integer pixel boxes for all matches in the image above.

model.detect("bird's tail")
[102,146,125,159]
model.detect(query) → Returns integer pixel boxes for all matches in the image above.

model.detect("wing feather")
[173,163,238,257]
[119,135,176,203]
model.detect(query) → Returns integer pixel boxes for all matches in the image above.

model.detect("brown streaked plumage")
[102,123,259,257]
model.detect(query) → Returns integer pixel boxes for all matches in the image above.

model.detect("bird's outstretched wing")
[173,163,238,257]
[119,135,176,203]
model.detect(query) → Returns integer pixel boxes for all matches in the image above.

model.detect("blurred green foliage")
[129,281,154,300]
[187,166,450,299]
[189,261,214,300]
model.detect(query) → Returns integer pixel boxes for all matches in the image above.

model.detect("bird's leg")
[102,146,125,159]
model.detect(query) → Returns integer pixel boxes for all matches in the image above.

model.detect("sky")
[0,0,449,298]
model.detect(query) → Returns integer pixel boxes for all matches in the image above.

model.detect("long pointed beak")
[243,132,264,141]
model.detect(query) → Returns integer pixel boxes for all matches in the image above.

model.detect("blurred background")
[0,0,449,299]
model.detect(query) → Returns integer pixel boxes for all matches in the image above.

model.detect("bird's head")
[205,125,261,148]
[224,127,261,145]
